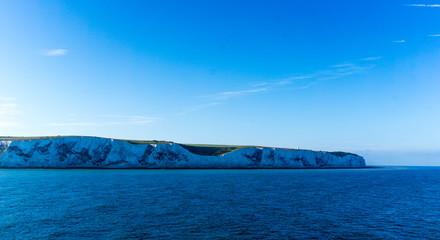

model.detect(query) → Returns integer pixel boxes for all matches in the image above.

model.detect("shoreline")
[0,166,380,170]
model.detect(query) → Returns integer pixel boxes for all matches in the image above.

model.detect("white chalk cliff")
[0,137,366,168]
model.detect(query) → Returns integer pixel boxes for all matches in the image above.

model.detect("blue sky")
[1,1,440,162]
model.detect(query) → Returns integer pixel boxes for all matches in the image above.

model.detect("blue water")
[0,167,439,239]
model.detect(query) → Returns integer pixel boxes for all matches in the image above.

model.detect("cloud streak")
[181,57,380,116]
[393,40,406,43]
[217,88,268,99]
[197,88,268,100]
[361,56,382,61]
[332,63,355,68]
[0,103,21,116]
[0,97,15,101]
[200,60,375,102]
[0,122,19,127]
[428,34,440,37]
[43,49,68,56]
[406,4,440,7]
[253,76,314,88]
[316,61,375,81]
[0,98,21,128]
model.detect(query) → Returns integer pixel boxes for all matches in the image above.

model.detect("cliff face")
[0,137,366,168]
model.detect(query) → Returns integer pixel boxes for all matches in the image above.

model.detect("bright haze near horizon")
[1,1,440,165]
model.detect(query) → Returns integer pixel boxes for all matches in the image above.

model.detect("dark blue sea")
[0,167,439,239]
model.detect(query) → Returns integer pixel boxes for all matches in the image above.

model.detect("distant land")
[0,136,366,169]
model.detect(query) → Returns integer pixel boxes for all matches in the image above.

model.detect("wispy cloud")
[428,34,440,37]
[331,63,355,68]
[182,58,379,116]
[316,63,374,81]
[361,56,382,61]
[0,97,15,102]
[199,75,318,101]
[217,88,268,99]
[393,40,406,43]
[47,115,161,127]
[0,122,19,127]
[197,88,269,100]
[43,49,68,56]
[253,76,314,88]
[0,98,21,128]
[406,4,440,7]
[199,60,375,103]
[0,103,21,116]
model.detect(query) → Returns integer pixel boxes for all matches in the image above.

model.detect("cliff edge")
[0,136,366,168]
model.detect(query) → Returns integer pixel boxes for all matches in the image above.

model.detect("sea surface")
[0,167,439,239]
